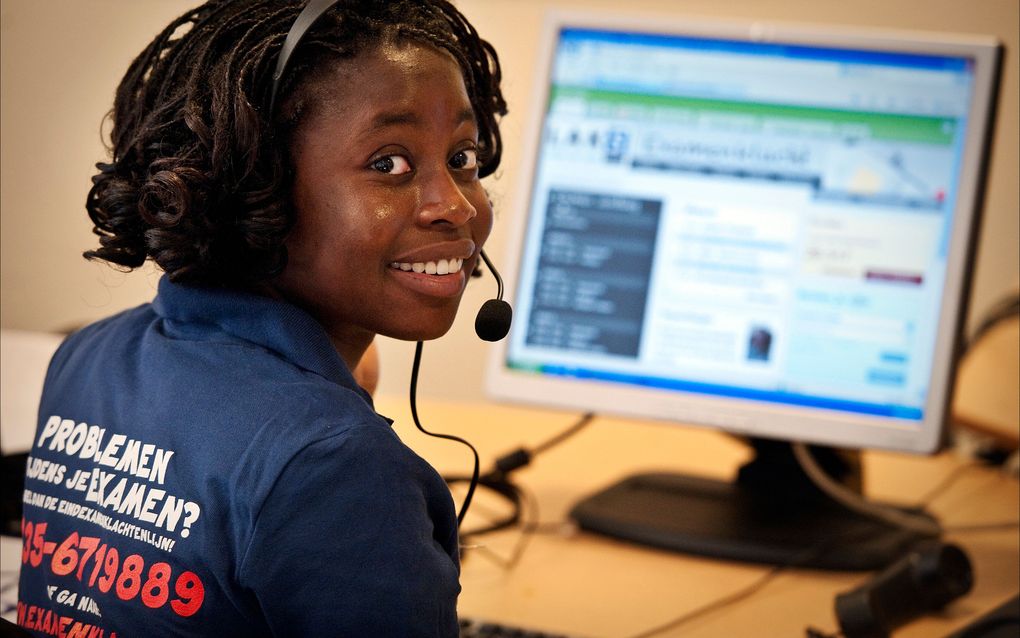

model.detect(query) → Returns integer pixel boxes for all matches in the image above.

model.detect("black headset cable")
[409,340,480,528]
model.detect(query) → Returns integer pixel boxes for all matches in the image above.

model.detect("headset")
[269,0,513,527]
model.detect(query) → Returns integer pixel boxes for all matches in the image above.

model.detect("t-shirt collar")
[152,275,367,398]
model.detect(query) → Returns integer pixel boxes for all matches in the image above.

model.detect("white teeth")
[390,257,464,275]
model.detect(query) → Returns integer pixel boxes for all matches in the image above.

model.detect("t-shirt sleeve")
[239,423,460,637]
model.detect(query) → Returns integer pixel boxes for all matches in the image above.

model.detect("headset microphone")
[474,250,512,342]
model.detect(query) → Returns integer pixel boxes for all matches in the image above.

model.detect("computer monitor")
[485,10,1002,570]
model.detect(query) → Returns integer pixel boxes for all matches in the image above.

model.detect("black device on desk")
[485,9,1002,569]
[834,540,974,638]
[460,616,584,638]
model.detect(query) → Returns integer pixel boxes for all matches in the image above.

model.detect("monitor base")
[569,440,937,571]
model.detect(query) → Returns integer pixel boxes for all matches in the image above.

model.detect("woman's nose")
[416,170,477,227]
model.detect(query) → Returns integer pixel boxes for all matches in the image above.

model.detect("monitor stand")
[568,438,938,571]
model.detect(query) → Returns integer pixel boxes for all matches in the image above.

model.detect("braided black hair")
[85,0,506,287]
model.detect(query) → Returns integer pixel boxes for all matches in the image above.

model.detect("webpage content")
[507,30,974,420]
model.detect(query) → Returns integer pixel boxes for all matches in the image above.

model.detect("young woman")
[17,1,505,636]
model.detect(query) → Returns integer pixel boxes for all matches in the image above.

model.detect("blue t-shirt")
[17,277,460,637]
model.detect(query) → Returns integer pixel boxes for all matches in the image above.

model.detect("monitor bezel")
[485,9,1002,454]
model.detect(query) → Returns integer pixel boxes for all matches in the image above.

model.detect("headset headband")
[268,0,341,114]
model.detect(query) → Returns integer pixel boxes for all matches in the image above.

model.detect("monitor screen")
[486,11,1001,455]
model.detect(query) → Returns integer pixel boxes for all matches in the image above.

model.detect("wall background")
[2,0,1017,404]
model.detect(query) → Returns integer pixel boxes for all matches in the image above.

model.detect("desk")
[374,395,1020,638]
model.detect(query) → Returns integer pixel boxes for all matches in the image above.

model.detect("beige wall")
[2,0,1017,403]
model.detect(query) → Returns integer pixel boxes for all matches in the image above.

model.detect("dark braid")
[85,0,506,287]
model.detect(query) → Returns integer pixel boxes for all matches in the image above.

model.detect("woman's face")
[271,42,493,365]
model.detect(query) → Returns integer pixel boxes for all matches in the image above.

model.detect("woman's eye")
[449,148,478,170]
[371,155,412,175]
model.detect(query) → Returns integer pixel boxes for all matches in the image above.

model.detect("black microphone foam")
[475,299,512,342]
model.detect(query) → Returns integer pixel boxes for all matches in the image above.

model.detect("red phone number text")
[21,519,204,617]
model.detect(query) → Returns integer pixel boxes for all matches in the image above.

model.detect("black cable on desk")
[446,412,595,538]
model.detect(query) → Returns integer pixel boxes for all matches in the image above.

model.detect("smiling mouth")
[389,257,465,275]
